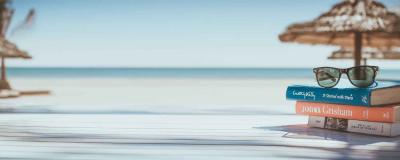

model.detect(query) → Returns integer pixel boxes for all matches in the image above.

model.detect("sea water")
[7,67,400,79]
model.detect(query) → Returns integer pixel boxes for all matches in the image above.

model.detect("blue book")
[286,81,400,107]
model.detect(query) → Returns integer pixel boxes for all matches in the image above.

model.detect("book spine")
[308,116,400,137]
[286,86,371,106]
[296,101,396,123]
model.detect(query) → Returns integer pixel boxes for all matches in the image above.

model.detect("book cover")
[308,116,400,137]
[296,101,400,123]
[286,81,400,106]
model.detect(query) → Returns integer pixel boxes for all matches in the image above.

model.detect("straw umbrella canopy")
[279,0,400,66]
[0,38,31,59]
[0,37,32,72]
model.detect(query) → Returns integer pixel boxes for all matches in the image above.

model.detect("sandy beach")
[4,77,312,114]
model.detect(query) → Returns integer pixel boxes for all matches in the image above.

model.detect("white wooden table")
[0,113,399,160]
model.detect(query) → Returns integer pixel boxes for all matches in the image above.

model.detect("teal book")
[286,81,400,107]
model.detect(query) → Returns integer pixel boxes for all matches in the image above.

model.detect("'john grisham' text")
[301,105,352,117]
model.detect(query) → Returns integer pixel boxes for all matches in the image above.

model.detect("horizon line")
[4,66,400,70]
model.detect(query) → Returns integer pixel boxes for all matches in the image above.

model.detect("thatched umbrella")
[279,0,400,66]
[0,0,32,90]
[0,38,31,89]
[328,47,400,65]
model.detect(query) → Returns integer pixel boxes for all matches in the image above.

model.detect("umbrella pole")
[354,32,362,67]
[1,57,5,81]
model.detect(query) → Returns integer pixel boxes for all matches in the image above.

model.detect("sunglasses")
[313,66,379,88]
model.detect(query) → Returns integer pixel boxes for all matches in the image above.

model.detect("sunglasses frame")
[313,66,379,88]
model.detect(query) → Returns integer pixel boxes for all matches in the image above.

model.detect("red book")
[296,101,400,123]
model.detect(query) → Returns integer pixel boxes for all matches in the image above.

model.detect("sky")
[6,0,400,68]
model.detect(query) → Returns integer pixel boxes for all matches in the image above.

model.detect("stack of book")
[286,81,400,137]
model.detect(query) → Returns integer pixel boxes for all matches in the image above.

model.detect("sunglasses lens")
[316,68,340,87]
[348,66,375,87]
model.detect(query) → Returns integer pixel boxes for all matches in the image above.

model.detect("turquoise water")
[5,67,400,79]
